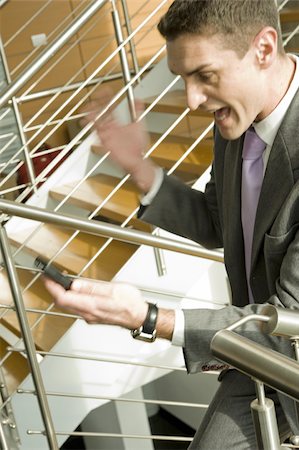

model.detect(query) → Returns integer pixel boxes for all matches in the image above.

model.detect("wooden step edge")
[280,9,299,23]
[149,131,201,146]
[0,309,76,353]
[143,101,214,118]
[143,91,213,118]
[49,188,149,232]
[0,337,30,395]
[8,224,143,280]
[152,155,211,175]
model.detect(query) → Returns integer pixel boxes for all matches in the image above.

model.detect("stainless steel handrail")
[12,1,168,159]
[0,198,224,261]
[8,1,87,76]
[0,0,109,109]
[211,307,299,448]
[6,44,167,203]
[3,0,52,48]
[211,328,299,401]
[0,15,168,201]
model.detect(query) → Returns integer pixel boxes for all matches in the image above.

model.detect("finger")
[134,99,145,121]
[91,87,116,121]
[43,276,67,298]
[92,86,114,106]
[43,277,99,316]
[71,278,114,297]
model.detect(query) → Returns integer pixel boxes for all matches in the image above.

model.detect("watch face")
[131,302,158,342]
[131,328,157,342]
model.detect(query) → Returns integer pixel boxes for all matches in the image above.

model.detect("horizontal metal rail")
[17,388,209,409]
[28,429,193,443]
[8,347,186,372]
[17,70,146,104]
[0,198,224,262]
[0,303,80,320]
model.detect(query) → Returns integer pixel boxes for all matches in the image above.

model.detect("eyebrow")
[170,63,214,77]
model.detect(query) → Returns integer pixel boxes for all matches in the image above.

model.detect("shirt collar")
[253,54,299,147]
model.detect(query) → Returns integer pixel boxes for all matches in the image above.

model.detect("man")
[45,0,299,448]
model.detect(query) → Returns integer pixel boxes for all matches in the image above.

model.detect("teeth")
[215,107,229,121]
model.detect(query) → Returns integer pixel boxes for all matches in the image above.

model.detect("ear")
[253,26,278,68]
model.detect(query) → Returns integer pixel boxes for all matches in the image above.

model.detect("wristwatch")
[131,302,158,342]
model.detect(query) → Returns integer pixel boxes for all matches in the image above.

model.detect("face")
[167,33,268,140]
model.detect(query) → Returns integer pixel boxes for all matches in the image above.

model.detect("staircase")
[0,1,298,449]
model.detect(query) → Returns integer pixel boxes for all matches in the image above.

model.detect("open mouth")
[214,107,230,122]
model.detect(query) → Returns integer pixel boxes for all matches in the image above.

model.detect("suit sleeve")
[183,223,299,374]
[138,168,223,249]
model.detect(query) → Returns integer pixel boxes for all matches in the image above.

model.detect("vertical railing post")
[120,0,140,80]
[110,0,136,121]
[251,380,282,450]
[291,337,299,439]
[0,221,59,449]
[110,0,167,276]
[0,367,20,450]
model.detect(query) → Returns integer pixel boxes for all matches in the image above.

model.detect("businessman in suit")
[45,0,299,448]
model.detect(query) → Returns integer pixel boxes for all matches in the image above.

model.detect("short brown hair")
[158,0,284,56]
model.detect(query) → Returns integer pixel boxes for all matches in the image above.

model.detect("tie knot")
[242,127,266,160]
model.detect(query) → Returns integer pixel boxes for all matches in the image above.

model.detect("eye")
[196,72,214,83]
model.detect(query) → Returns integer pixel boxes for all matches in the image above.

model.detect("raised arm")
[85,90,158,194]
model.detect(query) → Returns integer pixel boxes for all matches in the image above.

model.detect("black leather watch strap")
[131,302,158,342]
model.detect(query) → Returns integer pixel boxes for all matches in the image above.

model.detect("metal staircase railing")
[0,199,299,449]
[0,1,299,448]
[0,0,170,204]
[211,307,299,449]
[0,198,223,450]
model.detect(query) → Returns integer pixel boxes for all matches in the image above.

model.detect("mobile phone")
[34,256,73,290]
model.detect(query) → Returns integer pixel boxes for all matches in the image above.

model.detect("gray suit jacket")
[139,87,299,432]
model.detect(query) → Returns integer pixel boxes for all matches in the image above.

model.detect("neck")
[257,54,296,121]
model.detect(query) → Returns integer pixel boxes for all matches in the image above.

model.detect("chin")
[217,127,243,141]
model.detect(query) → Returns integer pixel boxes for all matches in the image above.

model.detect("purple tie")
[241,127,266,303]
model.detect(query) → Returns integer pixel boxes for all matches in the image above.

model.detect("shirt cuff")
[171,309,185,347]
[140,167,164,206]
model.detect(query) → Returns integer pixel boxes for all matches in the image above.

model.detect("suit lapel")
[252,88,299,272]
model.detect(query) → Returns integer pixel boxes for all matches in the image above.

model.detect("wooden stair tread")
[4,222,139,351]
[149,116,213,145]
[0,268,75,351]
[0,336,29,395]
[49,174,148,230]
[143,90,214,117]
[149,138,213,176]
[149,137,213,162]
[8,224,138,280]
[280,8,299,23]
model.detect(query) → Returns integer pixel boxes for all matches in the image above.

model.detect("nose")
[185,83,208,111]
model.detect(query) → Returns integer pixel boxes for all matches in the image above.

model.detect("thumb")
[134,99,146,122]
